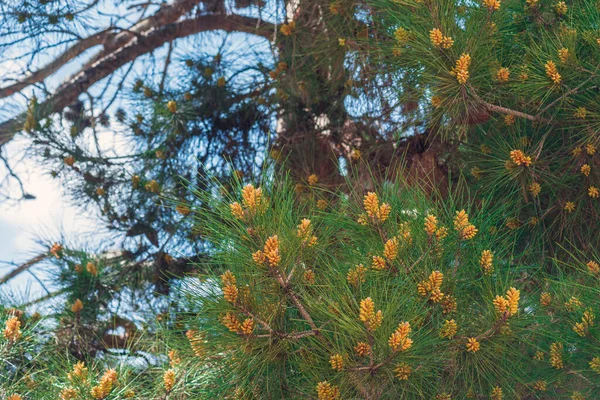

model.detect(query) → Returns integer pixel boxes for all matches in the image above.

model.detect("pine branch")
[468,85,550,124]
[274,271,320,335]
[0,253,49,285]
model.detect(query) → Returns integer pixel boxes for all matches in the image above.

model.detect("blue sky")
[0,138,85,303]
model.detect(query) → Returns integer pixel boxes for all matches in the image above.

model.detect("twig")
[254,330,317,339]
[468,85,550,124]
[0,30,112,99]
[0,253,49,285]
[159,41,174,94]
[274,271,320,334]
[20,288,68,307]
[536,62,599,118]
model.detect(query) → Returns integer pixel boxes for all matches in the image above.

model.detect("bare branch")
[0,14,274,147]
[0,0,202,100]
[159,41,174,94]
[19,288,68,307]
[0,253,49,285]
[102,0,202,53]
[0,31,111,100]
[79,0,203,72]
[0,150,31,200]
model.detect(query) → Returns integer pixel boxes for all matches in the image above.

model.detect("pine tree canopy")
[1,0,600,399]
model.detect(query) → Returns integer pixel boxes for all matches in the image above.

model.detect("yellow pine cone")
[186,329,205,357]
[383,237,399,261]
[388,322,413,352]
[347,264,367,287]
[240,318,254,335]
[355,341,371,357]
[329,354,343,371]
[359,297,383,331]
[280,21,296,36]
[440,319,458,338]
[424,214,438,236]
[316,381,340,400]
[297,219,318,246]
[491,386,503,400]
[222,284,238,304]
[86,262,98,276]
[371,255,387,270]
[221,312,241,332]
[466,337,480,353]
[483,0,501,11]
[363,192,391,223]
[587,260,600,274]
[549,342,563,369]
[167,100,177,113]
[3,316,21,342]
[60,388,78,400]
[454,53,471,84]
[68,361,88,382]
[264,235,281,267]
[395,362,411,380]
[71,299,84,313]
[545,61,561,84]
[493,296,509,314]
[496,67,510,82]
[230,202,244,219]
[509,150,532,167]
[163,369,176,392]
[480,250,494,274]
[506,287,520,315]
[589,357,600,373]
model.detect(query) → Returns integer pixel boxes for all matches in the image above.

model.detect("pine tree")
[367,0,600,251]
[2,0,600,398]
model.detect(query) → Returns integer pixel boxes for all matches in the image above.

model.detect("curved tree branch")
[0,14,274,147]
[0,31,111,100]
[104,0,202,51]
[0,0,202,100]
[80,0,203,71]
[0,253,49,285]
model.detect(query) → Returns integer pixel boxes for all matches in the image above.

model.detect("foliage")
[367,0,600,251]
[3,0,600,398]
[167,174,599,399]
[7,175,593,398]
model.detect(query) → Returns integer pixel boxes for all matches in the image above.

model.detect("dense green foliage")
[4,175,600,398]
[3,0,600,398]
[369,0,600,252]
[164,175,600,399]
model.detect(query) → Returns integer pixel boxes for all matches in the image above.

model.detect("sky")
[0,138,87,304]
[0,127,125,305]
